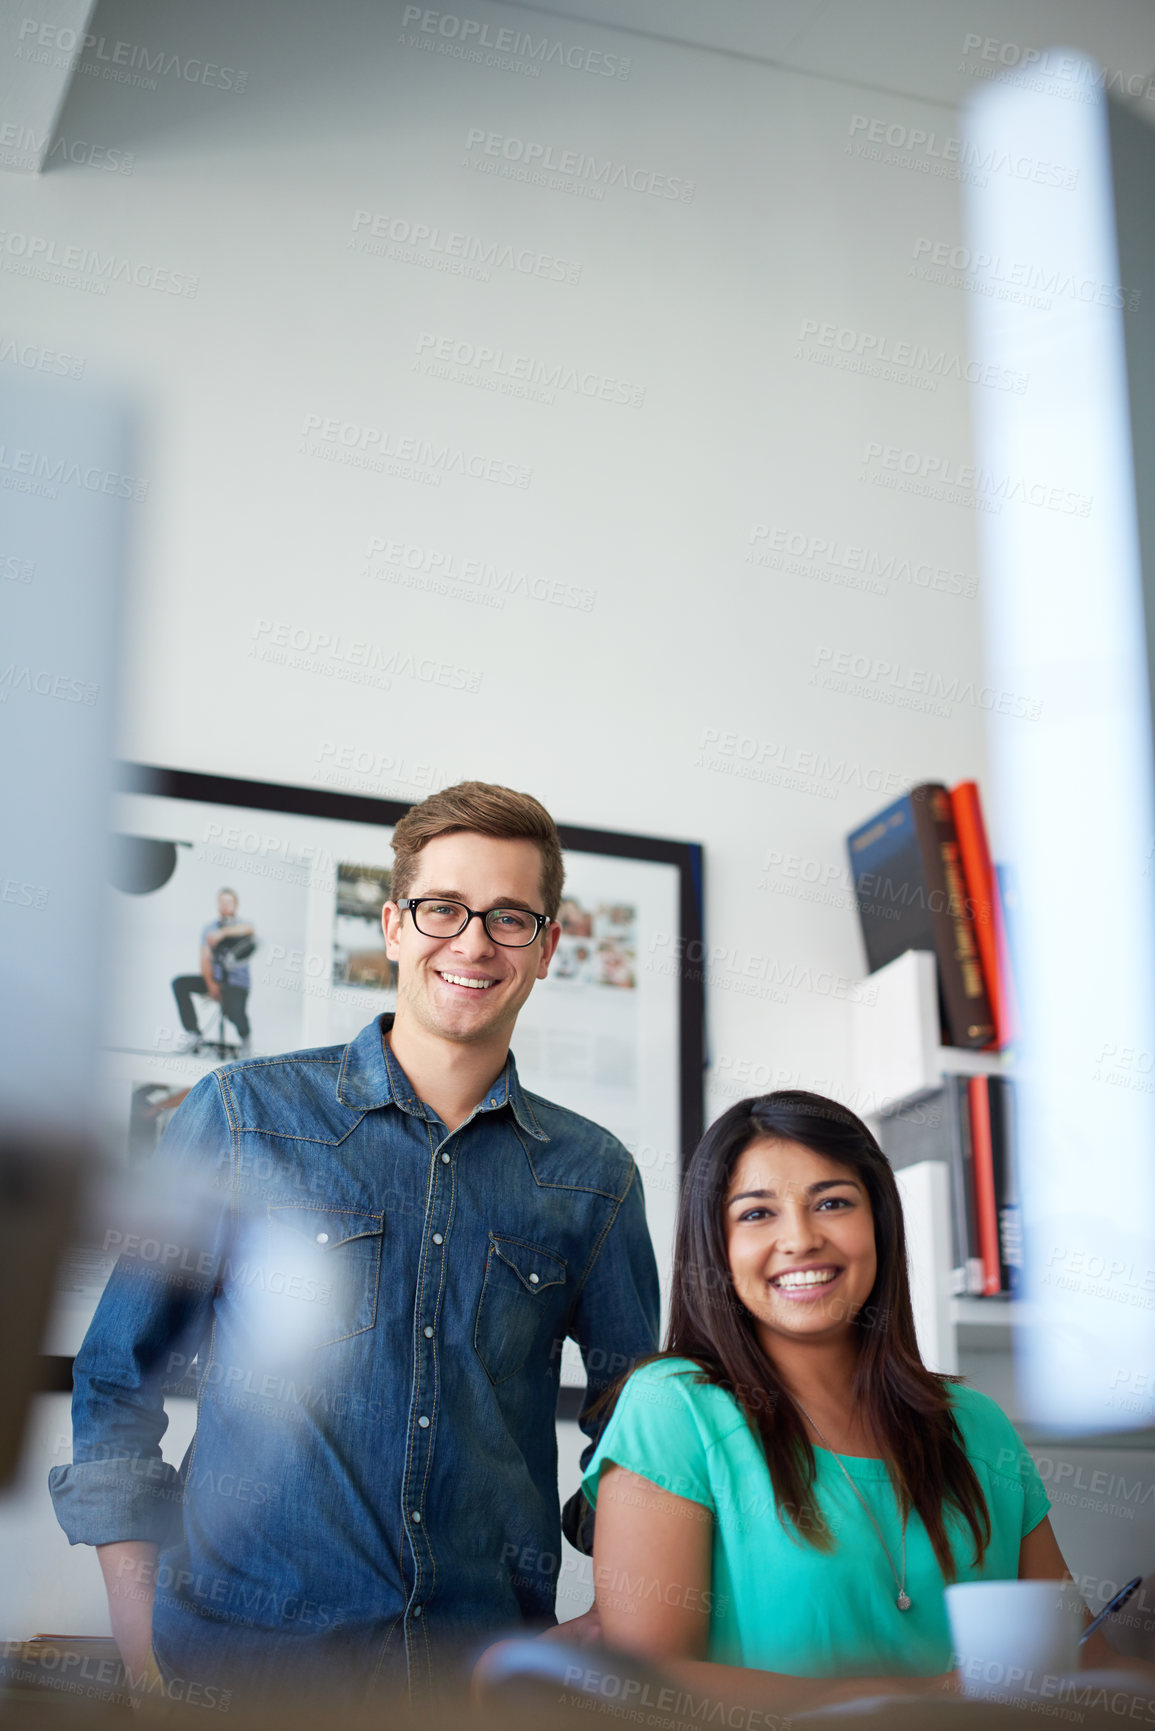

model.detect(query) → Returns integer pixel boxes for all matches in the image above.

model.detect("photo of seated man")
[170,887,256,1056]
[127,1083,192,1166]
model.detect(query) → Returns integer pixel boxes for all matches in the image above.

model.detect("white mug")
[945,1579,1085,1699]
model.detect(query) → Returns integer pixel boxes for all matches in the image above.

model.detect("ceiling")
[496,0,1155,111]
[7,0,1155,177]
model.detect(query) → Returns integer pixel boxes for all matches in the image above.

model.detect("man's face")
[218,892,237,921]
[382,833,560,1047]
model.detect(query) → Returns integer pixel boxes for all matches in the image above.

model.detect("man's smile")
[436,969,497,991]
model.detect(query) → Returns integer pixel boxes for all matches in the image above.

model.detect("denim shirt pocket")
[473,1232,567,1385]
[262,1204,385,1350]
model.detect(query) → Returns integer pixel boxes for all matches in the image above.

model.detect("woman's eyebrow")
[726,1178,861,1208]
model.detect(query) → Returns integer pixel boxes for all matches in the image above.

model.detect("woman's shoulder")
[623,1353,708,1384]
[617,1357,754,1436]
[945,1380,1026,1463]
[618,1354,725,1400]
[585,1358,757,1511]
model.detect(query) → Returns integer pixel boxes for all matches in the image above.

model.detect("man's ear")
[382,901,404,962]
[536,919,563,981]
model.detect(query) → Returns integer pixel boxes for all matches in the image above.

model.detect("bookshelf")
[850,950,1018,1376]
[851,955,1155,1453]
[850,950,1013,1118]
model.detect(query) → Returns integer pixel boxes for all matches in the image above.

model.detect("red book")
[951,782,1013,1049]
[968,1076,1002,1296]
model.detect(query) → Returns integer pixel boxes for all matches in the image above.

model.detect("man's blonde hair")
[389,781,564,917]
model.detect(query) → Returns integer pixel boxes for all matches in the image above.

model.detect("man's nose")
[452,913,497,958]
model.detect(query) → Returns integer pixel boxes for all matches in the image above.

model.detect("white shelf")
[896,1163,956,1373]
[952,1298,1013,1327]
[851,950,1015,1114]
[851,951,940,1115]
[937,1047,1015,1081]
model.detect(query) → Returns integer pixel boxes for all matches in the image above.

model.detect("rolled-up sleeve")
[49,1073,234,1547]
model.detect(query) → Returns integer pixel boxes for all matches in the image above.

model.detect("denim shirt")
[50,1015,660,1699]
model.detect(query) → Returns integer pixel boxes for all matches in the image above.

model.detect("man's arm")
[561,1161,661,1555]
[98,1541,157,1679]
[49,1075,232,1663]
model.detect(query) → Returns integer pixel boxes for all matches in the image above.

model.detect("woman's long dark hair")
[641,1091,991,1582]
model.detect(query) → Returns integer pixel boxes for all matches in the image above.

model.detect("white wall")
[2,0,1002,1636]
[6,0,996,1099]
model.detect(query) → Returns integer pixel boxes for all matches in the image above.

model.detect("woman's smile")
[767,1262,845,1300]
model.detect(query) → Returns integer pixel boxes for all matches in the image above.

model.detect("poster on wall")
[45,766,705,1391]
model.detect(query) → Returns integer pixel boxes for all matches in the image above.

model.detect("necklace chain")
[795,1401,912,1612]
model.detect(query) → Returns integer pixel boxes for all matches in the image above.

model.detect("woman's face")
[723,1136,878,1350]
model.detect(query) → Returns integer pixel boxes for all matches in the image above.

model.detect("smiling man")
[50,781,660,1708]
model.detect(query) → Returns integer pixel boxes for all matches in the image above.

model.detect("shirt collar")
[336,1014,549,1141]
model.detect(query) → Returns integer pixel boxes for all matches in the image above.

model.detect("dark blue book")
[988,1075,1023,1297]
[847,783,995,1050]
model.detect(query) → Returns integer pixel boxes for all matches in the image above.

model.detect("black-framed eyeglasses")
[399,897,551,948]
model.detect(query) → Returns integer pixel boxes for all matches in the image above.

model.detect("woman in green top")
[580,1090,1121,1716]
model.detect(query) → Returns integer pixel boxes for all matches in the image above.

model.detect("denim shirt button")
[412,1607,422,1618]
[432,1233,443,1246]
[440,1152,450,1164]
[418,1415,430,1428]
[529,1273,539,1284]
[315,1232,329,1244]
[423,1326,433,1338]
[412,1511,422,1523]
[489,1099,497,1107]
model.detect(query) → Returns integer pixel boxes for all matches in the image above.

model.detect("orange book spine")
[950,782,1008,1049]
[968,1076,1002,1296]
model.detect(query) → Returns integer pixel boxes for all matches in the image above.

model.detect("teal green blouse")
[582,1357,1051,1678]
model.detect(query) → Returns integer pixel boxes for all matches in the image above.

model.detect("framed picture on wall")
[45,764,706,1403]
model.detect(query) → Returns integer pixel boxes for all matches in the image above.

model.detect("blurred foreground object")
[0,375,127,1481]
[964,60,1155,1429]
[2,1667,1155,1730]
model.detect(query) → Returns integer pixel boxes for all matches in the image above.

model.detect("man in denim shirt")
[50,782,660,1703]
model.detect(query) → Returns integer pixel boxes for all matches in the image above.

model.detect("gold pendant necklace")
[796,1402,912,1612]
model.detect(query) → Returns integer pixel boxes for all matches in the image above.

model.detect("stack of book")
[880,1077,1021,1298]
[846,781,1019,1051]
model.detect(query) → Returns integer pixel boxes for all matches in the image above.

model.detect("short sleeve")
[582,1359,741,1513]
[950,1383,1052,1540]
[1018,1448,1051,1537]
[978,1393,1052,1537]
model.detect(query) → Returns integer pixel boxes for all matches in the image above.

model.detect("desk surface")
[4,1662,1154,1729]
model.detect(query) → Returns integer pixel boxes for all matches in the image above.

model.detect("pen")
[1080,1576,1143,1645]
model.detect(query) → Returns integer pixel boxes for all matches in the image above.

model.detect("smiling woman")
[572,1091,1103,1716]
